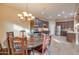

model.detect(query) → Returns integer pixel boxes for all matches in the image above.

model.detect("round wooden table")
[14,39,43,55]
[26,39,43,55]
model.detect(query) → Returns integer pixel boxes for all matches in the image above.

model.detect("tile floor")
[33,36,79,55]
[50,36,79,55]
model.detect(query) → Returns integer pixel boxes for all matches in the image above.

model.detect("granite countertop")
[67,31,79,34]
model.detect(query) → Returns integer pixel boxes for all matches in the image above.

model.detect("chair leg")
[32,50,34,55]
[30,50,34,55]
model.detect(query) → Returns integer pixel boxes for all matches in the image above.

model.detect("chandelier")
[17,12,35,21]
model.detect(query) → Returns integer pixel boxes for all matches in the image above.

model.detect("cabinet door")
[67,33,75,42]
[56,22,60,26]
[64,22,67,28]
[68,21,74,28]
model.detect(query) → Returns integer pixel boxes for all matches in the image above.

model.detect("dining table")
[13,38,43,55]
[27,39,43,55]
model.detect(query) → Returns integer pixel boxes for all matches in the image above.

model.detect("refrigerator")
[56,26,61,36]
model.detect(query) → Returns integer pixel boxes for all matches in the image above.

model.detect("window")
[13,24,24,31]
[13,24,30,36]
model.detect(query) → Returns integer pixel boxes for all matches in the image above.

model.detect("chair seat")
[33,45,48,55]
[34,48,42,53]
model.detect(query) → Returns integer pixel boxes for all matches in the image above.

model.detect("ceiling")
[2,3,28,11]
[2,3,79,20]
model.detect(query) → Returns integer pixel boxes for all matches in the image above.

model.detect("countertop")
[67,31,79,34]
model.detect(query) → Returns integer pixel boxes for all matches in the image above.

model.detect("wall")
[0,5,30,47]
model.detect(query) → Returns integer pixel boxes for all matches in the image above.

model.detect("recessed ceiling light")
[69,13,74,16]
[57,14,61,16]
[49,16,52,18]
[62,11,65,14]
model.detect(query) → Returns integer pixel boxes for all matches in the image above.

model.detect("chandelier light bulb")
[28,13,32,16]
[28,18,31,20]
[23,11,27,14]
[18,11,35,21]
[22,12,28,17]
[20,16,23,19]
[17,14,22,17]
[31,16,35,19]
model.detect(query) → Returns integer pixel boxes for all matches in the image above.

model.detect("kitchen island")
[67,31,79,44]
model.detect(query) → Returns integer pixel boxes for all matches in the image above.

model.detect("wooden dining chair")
[6,32,14,55]
[33,33,51,55]
[0,43,2,52]
[6,31,28,55]
[20,30,28,55]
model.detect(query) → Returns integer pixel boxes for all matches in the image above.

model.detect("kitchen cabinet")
[56,21,74,36]
[67,33,76,42]
[30,18,49,40]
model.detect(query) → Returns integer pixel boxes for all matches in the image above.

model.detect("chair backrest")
[42,33,50,54]
[6,32,14,55]
[0,43,2,52]
[14,37,27,55]
[6,32,28,55]
[20,31,27,55]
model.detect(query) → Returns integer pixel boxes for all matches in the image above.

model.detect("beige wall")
[0,5,30,47]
